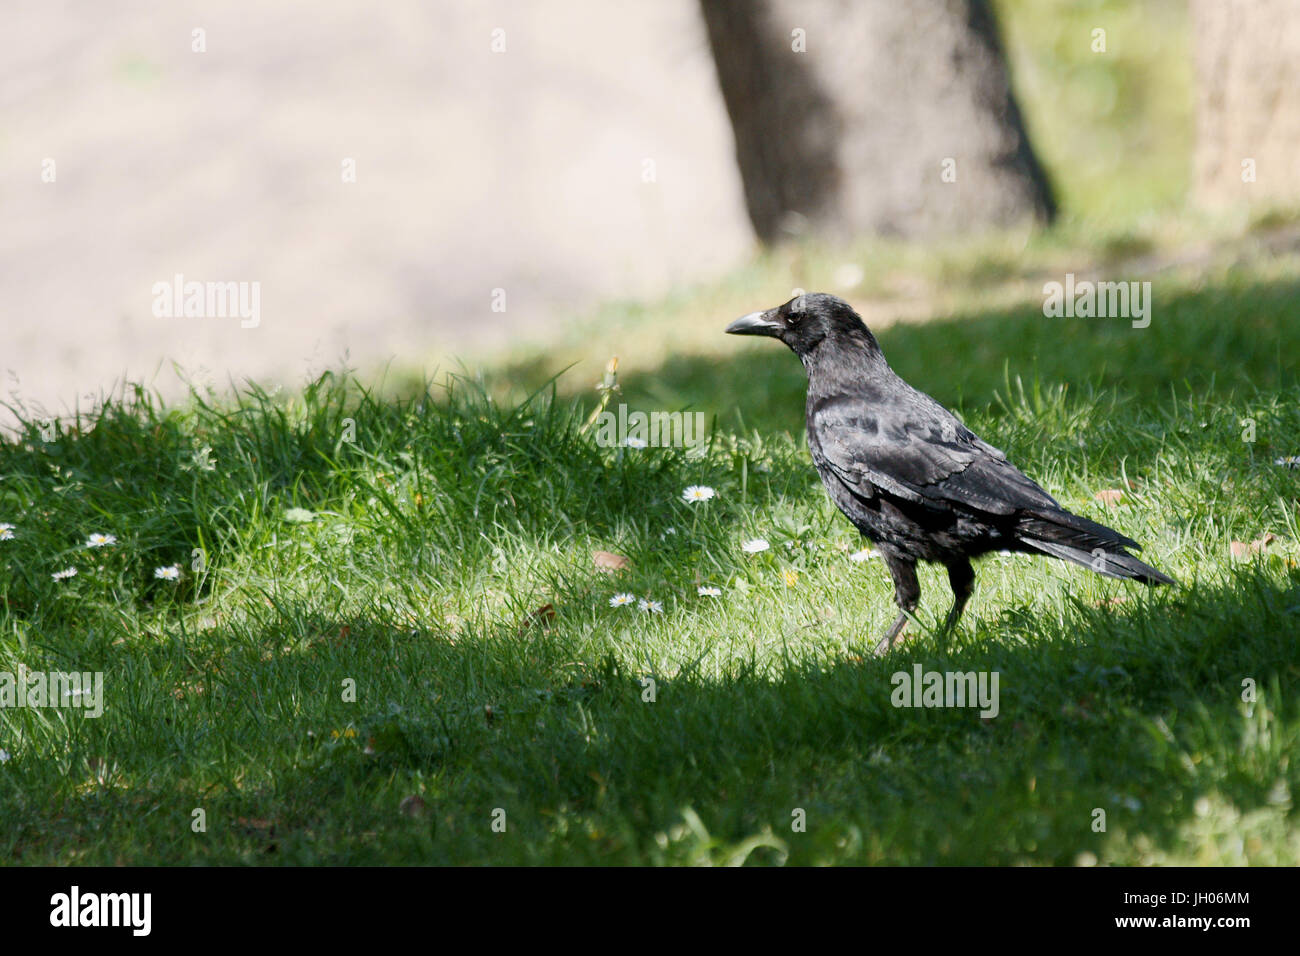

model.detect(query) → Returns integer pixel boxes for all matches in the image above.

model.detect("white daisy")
[0,750,9,763]
[697,586,721,597]
[154,565,182,581]
[86,533,116,548]
[681,485,716,504]
[638,599,664,614]
[609,593,635,607]
[741,538,770,554]
[1275,456,1300,468]
[625,436,648,449]
[0,524,13,541]
[849,548,878,563]
[52,567,77,581]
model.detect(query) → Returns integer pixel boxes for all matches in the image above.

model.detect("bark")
[698,0,1056,242]
[1191,0,1300,207]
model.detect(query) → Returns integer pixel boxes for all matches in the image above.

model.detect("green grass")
[2,247,1299,865]
[2,0,1292,867]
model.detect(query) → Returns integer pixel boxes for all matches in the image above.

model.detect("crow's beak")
[725,309,782,337]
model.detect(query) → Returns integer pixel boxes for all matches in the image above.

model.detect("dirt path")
[0,0,752,427]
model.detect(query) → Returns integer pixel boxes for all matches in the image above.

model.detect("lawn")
[2,222,1298,864]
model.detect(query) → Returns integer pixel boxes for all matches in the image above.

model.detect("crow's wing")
[808,391,1059,517]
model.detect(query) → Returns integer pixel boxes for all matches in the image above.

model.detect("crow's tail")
[1016,509,1177,586]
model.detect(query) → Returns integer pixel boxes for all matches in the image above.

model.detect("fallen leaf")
[1094,489,1124,507]
[1232,532,1277,559]
[516,603,556,636]
[236,817,276,832]
[399,795,426,818]
[593,550,631,572]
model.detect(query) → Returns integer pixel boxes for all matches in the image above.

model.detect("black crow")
[726,293,1175,653]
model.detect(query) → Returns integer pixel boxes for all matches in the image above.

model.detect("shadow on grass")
[67,566,1297,865]
[467,568,1298,864]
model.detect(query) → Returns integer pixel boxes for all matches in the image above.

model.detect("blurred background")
[1,0,1294,425]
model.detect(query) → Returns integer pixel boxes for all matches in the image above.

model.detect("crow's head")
[725,292,872,358]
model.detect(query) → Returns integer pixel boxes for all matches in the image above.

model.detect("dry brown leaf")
[1232,533,1277,560]
[1094,489,1124,507]
[516,603,556,636]
[593,550,631,572]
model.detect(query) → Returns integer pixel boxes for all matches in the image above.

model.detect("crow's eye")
[785,310,802,326]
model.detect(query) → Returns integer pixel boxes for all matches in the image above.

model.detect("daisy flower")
[86,532,116,548]
[1275,456,1300,468]
[697,586,721,597]
[638,599,664,614]
[609,593,635,608]
[681,485,716,504]
[741,538,770,554]
[52,567,78,581]
[849,548,878,563]
[626,436,648,449]
[0,524,13,541]
[0,750,10,763]
[154,565,182,581]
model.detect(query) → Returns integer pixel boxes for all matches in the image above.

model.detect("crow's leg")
[941,558,975,640]
[874,554,920,656]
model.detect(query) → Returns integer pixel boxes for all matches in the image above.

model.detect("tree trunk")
[698,0,1055,242]
[1191,0,1300,207]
